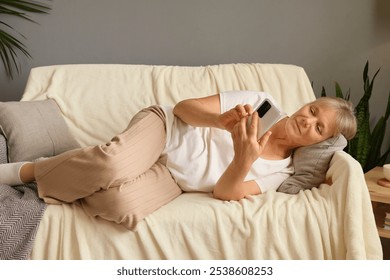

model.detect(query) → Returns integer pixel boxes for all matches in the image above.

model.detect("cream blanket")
[21,63,382,259]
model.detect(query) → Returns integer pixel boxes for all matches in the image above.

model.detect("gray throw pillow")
[277,134,347,194]
[0,99,80,162]
[0,134,7,164]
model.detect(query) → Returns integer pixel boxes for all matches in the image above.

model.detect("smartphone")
[253,98,283,139]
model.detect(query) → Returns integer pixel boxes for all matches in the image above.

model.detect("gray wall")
[1,0,389,153]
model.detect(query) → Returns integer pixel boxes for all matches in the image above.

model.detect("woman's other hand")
[217,104,253,132]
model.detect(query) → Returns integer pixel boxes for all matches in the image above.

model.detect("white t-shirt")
[160,90,293,193]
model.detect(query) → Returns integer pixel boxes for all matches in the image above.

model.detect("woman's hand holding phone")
[231,111,272,167]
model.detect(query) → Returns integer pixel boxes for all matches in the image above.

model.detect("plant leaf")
[0,0,51,14]
[0,0,51,78]
[0,0,50,23]
[363,60,368,83]
[321,86,327,97]
[368,67,381,98]
[366,116,386,171]
[0,28,30,78]
[357,116,371,171]
[384,91,390,120]
[335,82,344,99]
[344,88,351,101]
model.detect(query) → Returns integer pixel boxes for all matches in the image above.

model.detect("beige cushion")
[0,99,80,162]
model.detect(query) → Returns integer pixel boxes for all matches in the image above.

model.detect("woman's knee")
[81,165,182,230]
[84,145,127,181]
[81,189,144,230]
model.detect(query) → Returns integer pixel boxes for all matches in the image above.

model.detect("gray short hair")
[311,97,357,140]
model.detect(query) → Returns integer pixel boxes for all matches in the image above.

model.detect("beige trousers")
[35,106,182,230]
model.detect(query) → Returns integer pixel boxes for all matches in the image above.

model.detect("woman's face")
[284,102,338,147]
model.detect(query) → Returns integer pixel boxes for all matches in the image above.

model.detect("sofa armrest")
[325,151,382,259]
[327,151,363,183]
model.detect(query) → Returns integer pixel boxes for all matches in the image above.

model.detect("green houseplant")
[322,61,390,173]
[0,0,51,79]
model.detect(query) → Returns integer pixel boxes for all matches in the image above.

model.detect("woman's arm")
[173,94,254,132]
[213,162,262,200]
[213,113,272,200]
[173,94,221,128]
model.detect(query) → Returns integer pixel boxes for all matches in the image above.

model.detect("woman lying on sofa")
[0,91,356,230]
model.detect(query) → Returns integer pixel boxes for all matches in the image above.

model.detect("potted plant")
[0,0,51,79]
[322,61,390,173]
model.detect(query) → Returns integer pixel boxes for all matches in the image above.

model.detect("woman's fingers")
[231,104,256,139]
[243,104,254,115]
[238,115,248,135]
[257,131,272,150]
[247,111,258,138]
[232,115,247,139]
[234,104,248,117]
[234,104,253,117]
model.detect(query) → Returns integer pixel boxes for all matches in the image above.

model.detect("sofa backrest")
[21,63,315,147]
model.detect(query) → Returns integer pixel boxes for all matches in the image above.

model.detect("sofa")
[0,63,382,259]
